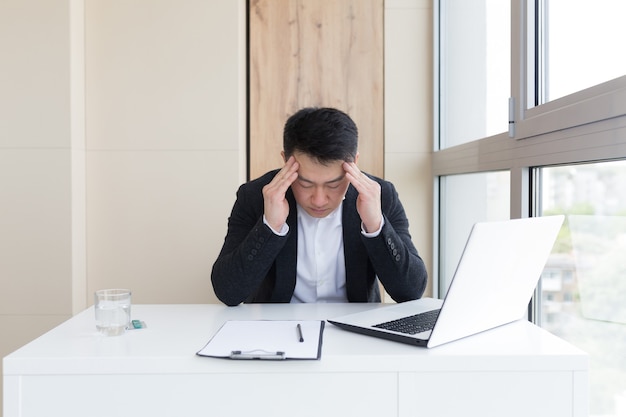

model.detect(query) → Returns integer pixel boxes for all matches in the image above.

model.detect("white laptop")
[328,215,564,348]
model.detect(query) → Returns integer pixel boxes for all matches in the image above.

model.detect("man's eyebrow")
[326,174,346,184]
[297,174,345,185]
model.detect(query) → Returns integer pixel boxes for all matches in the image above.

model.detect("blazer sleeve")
[360,180,428,302]
[211,178,289,306]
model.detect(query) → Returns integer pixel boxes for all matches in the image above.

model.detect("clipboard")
[196,320,325,360]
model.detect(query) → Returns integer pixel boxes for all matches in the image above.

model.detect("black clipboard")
[196,320,325,360]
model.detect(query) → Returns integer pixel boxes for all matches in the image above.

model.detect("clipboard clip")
[230,349,286,360]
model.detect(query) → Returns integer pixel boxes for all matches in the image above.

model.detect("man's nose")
[311,187,327,206]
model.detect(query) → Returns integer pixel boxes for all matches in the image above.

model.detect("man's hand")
[343,161,382,233]
[262,156,299,231]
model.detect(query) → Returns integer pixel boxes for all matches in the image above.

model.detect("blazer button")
[395,254,401,262]
[247,255,254,261]
[392,249,398,256]
[251,249,257,255]
[387,237,392,245]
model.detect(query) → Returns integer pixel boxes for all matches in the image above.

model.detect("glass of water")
[94,289,131,336]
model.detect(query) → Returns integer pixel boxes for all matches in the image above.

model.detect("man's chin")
[307,208,329,218]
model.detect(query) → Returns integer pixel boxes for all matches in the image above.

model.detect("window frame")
[511,0,626,141]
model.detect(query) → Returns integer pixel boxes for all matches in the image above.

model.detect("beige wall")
[1,2,76,416]
[0,0,247,413]
[0,0,432,413]
[384,0,433,299]
[83,0,246,305]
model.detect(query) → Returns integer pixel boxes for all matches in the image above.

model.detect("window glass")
[538,160,626,416]
[541,0,626,103]
[438,0,510,147]
[439,171,510,296]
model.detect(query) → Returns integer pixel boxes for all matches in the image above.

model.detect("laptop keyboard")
[373,309,441,335]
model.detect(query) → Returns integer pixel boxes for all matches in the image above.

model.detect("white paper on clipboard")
[196,320,325,360]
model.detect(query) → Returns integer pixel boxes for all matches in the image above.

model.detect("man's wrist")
[361,217,385,237]
[263,215,289,236]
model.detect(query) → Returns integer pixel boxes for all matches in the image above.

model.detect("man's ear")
[281,151,287,162]
[354,152,360,164]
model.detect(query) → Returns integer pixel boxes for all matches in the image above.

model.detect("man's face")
[288,151,351,218]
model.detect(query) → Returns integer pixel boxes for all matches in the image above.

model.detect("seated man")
[211,107,427,306]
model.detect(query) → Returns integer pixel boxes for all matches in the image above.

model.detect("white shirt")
[291,203,347,303]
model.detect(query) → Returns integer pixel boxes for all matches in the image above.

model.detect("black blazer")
[211,170,428,306]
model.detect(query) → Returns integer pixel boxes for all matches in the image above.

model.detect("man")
[211,107,427,306]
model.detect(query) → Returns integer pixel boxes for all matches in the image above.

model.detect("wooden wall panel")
[249,0,384,179]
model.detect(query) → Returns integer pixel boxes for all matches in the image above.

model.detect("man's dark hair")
[283,107,358,164]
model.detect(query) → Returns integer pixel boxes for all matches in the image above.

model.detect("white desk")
[4,303,588,417]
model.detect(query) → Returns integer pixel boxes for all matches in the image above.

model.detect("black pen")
[296,323,304,342]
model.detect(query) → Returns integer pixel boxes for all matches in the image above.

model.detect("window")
[538,161,626,414]
[438,0,510,147]
[542,0,626,103]
[438,171,510,296]
[436,1,626,414]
